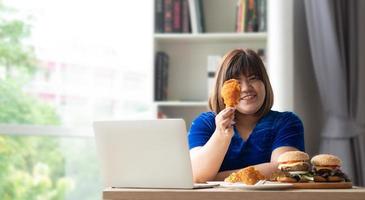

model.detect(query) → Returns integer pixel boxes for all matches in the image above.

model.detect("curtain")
[304,0,365,186]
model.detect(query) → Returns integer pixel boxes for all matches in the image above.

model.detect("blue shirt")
[188,110,305,172]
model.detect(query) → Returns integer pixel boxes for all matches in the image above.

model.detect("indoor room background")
[0,0,364,199]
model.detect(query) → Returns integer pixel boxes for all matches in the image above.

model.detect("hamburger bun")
[311,154,342,167]
[277,151,309,163]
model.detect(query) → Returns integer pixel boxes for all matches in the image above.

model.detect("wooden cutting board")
[292,182,352,189]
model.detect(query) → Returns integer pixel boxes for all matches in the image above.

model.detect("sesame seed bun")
[277,151,310,163]
[311,154,342,167]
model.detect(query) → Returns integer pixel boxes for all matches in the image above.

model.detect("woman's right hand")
[215,107,235,137]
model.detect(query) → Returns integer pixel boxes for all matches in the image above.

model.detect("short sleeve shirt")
[188,110,305,172]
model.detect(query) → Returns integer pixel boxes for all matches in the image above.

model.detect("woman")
[188,49,304,183]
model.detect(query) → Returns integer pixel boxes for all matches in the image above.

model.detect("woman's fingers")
[221,115,234,128]
[217,110,234,122]
[216,107,235,135]
[230,114,235,122]
[221,108,235,118]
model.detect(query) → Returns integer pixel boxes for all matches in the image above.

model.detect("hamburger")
[311,154,350,182]
[274,151,313,183]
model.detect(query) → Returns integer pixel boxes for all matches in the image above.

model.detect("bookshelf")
[153,0,267,130]
[154,33,267,43]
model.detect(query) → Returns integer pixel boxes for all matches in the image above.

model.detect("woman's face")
[235,74,266,115]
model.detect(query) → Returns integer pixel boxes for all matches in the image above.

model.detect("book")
[161,52,169,100]
[236,0,246,32]
[245,0,258,32]
[155,53,163,100]
[155,52,169,101]
[155,0,165,33]
[164,0,173,33]
[196,0,205,33]
[188,0,198,33]
[236,0,242,32]
[257,0,266,32]
[241,0,247,32]
[188,0,205,33]
[181,0,191,33]
[172,0,182,32]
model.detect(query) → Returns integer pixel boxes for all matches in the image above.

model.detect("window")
[0,1,153,199]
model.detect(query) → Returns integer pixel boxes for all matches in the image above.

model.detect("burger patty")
[272,170,313,183]
[313,169,350,182]
[280,163,310,172]
[314,169,343,177]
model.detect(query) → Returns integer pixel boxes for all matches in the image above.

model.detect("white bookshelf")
[153,0,267,130]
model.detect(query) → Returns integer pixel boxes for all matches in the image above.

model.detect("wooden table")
[103,187,365,200]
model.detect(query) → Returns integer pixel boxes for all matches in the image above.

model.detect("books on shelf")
[155,52,169,101]
[156,0,267,34]
[155,0,192,33]
[236,0,267,33]
[155,0,207,33]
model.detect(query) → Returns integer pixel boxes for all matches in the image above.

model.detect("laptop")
[93,119,218,189]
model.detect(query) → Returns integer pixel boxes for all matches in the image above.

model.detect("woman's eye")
[249,76,257,81]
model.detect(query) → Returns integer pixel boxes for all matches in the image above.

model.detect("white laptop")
[93,119,218,189]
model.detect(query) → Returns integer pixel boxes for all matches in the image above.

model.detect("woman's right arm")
[189,108,235,183]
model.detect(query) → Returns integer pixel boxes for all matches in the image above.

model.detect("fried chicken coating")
[221,79,241,108]
[224,166,266,185]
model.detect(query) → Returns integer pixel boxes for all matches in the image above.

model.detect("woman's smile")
[240,93,257,101]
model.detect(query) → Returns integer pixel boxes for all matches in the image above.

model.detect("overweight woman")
[188,49,304,183]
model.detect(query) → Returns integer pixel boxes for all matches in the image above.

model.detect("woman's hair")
[208,48,273,117]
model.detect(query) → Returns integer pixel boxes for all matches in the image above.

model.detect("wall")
[268,0,324,156]
[267,0,294,111]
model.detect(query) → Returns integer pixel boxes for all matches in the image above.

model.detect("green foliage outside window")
[0,4,74,200]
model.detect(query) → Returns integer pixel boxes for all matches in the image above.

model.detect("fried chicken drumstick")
[221,79,241,108]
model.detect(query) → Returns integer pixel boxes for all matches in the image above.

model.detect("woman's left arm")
[215,146,299,180]
[255,112,305,177]
[216,112,305,180]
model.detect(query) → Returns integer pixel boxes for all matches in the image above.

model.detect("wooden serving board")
[292,182,352,189]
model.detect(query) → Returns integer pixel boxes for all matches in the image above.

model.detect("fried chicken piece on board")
[221,79,241,108]
[224,166,266,185]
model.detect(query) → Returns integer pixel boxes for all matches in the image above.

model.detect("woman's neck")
[234,112,260,129]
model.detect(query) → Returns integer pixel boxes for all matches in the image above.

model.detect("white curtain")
[304,0,365,186]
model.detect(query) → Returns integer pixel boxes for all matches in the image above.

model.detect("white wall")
[268,0,323,156]
[267,0,294,111]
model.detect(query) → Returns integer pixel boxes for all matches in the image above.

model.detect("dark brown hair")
[208,48,273,117]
